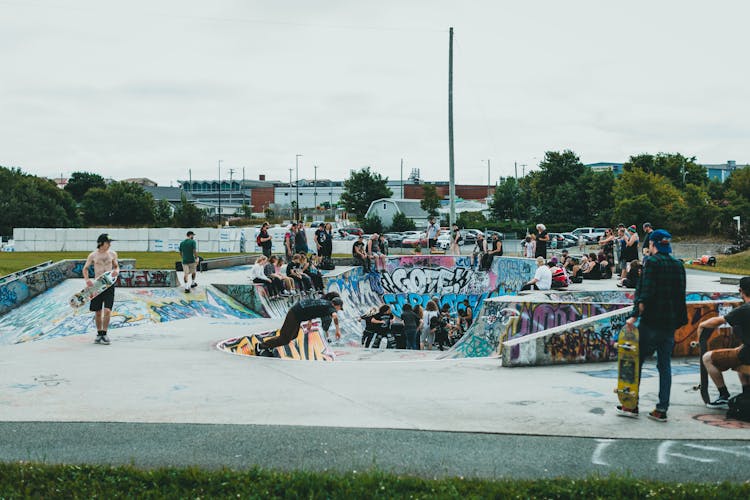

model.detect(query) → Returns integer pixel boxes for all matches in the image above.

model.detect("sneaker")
[94,335,103,344]
[95,334,110,345]
[706,396,730,410]
[648,409,668,422]
[184,288,190,293]
[191,282,198,288]
[616,405,639,418]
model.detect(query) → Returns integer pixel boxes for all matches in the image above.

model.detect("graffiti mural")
[502,309,632,366]
[218,321,334,361]
[117,270,178,287]
[440,301,519,359]
[0,282,259,344]
[513,302,626,338]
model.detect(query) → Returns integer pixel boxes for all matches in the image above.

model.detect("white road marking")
[684,444,750,459]
[591,438,615,466]
[658,441,717,464]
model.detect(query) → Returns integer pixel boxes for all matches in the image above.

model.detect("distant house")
[365,198,430,229]
[123,177,158,187]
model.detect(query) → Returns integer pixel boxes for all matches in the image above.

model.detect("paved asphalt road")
[1,422,748,482]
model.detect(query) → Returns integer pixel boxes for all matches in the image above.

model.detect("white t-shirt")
[533,265,552,290]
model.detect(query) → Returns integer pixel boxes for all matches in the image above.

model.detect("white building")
[365,198,430,228]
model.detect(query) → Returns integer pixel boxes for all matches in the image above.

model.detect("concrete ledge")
[720,276,740,285]
[117,270,179,287]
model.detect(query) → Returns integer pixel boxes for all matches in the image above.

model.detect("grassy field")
[0,251,236,277]
[1,463,748,498]
[685,251,750,276]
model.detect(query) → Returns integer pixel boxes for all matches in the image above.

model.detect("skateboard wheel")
[689,341,698,348]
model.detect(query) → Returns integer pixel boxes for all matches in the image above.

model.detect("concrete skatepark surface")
[1,256,749,479]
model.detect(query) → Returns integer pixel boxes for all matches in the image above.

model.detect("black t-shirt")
[724,302,750,363]
[291,298,336,322]
[352,241,364,258]
[286,261,300,277]
[401,310,419,330]
[315,229,328,247]
[259,229,272,250]
[378,313,393,332]
[535,231,548,258]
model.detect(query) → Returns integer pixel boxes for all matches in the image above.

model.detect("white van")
[571,227,609,243]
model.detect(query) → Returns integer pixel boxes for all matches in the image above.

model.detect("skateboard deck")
[69,271,116,309]
[616,325,640,410]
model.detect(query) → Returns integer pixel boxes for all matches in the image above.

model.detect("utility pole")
[400,158,404,198]
[521,163,527,178]
[295,154,302,221]
[228,168,235,210]
[448,27,456,229]
[485,159,491,199]
[288,168,293,219]
[314,165,318,210]
[514,162,517,180]
[217,160,223,224]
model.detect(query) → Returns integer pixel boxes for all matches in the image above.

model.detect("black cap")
[331,297,344,309]
[187,231,195,236]
[739,277,750,295]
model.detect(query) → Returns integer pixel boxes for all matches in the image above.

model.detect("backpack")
[256,234,263,246]
[726,393,750,422]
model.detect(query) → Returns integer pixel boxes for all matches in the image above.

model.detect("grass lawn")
[0,251,238,277]
[685,250,750,276]
[1,463,749,498]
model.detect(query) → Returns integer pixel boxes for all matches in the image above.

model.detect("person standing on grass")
[179,231,198,293]
[617,229,687,422]
[83,233,120,345]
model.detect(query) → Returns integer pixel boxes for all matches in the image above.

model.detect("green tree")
[362,215,384,234]
[456,211,488,230]
[0,167,80,235]
[531,150,588,227]
[725,167,750,200]
[581,169,615,226]
[623,153,701,188]
[154,199,174,226]
[239,203,253,218]
[64,171,106,202]
[80,182,156,226]
[389,212,416,232]
[173,194,206,227]
[419,184,441,217]
[489,177,520,220]
[675,184,720,235]
[340,167,392,218]
[612,169,685,228]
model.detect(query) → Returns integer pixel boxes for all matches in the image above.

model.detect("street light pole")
[218,160,223,224]
[288,168,293,219]
[295,154,302,221]
[314,165,318,210]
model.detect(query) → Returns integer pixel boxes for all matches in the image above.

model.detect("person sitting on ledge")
[521,257,552,291]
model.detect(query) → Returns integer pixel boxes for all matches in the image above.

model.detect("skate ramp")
[0,280,259,344]
[218,320,335,361]
[500,296,742,367]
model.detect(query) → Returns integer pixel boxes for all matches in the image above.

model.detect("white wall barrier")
[12,227,353,255]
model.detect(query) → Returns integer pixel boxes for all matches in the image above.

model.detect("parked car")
[484,230,505,241]
[546,233,568,249]
[402,232,428,248]
[340,227,363,236]
[571,227,609,243]
[383,232,405,247]
[434,233,448,250]
[336,229,357,240]
[559,232,579,247]
[459,230,477,245]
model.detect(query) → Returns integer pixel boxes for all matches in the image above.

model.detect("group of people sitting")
[352,233,389,272]
[249,253,326,299]
[361,299,474,351]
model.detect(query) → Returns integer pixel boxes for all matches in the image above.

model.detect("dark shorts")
[90,284,115,312]
[428,238,437,248]
[710,347,743,371]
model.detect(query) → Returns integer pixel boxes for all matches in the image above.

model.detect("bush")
[362,215,384,234]
[389,212,416,232]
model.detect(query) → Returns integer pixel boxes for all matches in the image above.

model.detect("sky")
[1,0,748,187]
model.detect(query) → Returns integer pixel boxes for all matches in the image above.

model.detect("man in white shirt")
[521,257,552,291]
[426,217,439,252]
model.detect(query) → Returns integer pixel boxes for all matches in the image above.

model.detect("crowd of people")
[514,222,659,291]
[360,299,474,351]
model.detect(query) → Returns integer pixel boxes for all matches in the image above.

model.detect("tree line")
[0,168,206,236]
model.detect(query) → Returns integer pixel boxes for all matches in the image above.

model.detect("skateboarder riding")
[255,292,343,357]
[83,233,120,345]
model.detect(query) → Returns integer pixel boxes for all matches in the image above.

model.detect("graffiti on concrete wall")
[673,301,742,356]
[441,301,519,359]
[117,270,178,288]
[220,322,334,361]
[513,302,626,339]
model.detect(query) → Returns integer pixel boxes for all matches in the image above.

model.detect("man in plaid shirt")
[617,229,687,422]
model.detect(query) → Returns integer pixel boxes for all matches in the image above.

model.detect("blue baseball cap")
[650,229,672,254]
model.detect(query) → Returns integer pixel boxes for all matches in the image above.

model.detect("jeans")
[405,328,418,350]
[638,323,675,412]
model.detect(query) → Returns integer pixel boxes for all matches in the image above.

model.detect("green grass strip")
[0,462,748,499]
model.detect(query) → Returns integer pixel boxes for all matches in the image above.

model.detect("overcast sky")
[1,0,748,187]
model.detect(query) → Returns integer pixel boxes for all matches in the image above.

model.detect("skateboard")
[616,325,640,410]
[69,271,116,309]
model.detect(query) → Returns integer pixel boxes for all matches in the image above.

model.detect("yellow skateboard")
[616,325,639,410]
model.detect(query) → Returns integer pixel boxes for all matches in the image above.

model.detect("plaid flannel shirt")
[632,252,687,330]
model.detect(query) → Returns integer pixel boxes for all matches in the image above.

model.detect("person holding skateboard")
[617,229,687,422]
[698,276,750,409]
[179,231,198,293]
[83,233,120,345]
[255,292,343,357]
